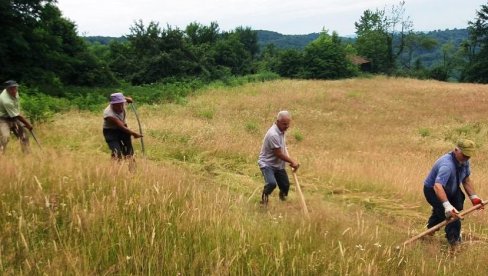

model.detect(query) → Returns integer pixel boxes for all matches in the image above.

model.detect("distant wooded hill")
[255,29,469,68]
[84,28,469,68]
[255,29,468,49]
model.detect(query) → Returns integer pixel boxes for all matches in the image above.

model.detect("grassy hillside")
[1,76,488,274]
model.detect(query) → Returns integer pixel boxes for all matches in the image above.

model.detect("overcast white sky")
[56,0,487,36]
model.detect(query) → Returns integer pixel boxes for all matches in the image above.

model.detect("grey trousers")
[0,118,30,153]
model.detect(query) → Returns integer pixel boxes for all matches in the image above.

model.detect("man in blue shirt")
[423,139,483,245]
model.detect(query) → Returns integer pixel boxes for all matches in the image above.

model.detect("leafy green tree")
[213,33,252,75]
[302,31,357,79]
[355,9,391,73]
[109,21,259,84]
[354,1,413,74]
[184,22,220,79]
[276,49,304,78]
[257,44,280,72]
[461,2,488,83]
[234,26,259,59]
[185,22,219,45]
[401,33,437,69]
[0,0,115,91]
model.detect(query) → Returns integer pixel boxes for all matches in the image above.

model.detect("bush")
[21,88,70,122]
[30,73,281,113]
[418,128,431,137]
[293,129,304,142]
[245,121,259,134]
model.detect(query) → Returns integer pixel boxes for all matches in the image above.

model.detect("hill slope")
[2,77,488,274]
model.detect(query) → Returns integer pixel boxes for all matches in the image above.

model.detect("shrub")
[245,121,259,134]
[21,89,70,122]
[418,128,431,137]
[293,129,304,142]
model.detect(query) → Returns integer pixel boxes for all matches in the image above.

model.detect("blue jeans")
[260,166,290,197]
[423,186,465,244]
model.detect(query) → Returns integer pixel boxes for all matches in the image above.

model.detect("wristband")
[442,201,453,209]
[469,194,479,200]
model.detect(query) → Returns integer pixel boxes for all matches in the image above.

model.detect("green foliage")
[354,10,393,74]
[354,1,413,75]
[257,44,280,72]
[429,65,449,81]
[444,122,485,145]
[302,31,357,79]
[245,121,259,134]
[461,46,488,83]
[418,128,431,137]
[32,73,279,113]
[276,49,304,78]
[20,87,70,122]
[460,2,488,83]
[107,21,259,85]
[465,3,488,59]
[196,106,215,120]
[346,91,362,98]
[292,129,304,142]
[257,30,321,49]
[0,1,116,90]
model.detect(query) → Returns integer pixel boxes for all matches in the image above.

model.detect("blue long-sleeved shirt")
[424,152,470,197]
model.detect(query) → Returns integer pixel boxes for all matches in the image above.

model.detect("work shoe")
[279,191,287,201]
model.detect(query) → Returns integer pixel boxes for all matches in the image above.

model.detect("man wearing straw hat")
[258,111,300,205]
[423,139,483,246]
[102,92,143,160]
[0,80,32,153]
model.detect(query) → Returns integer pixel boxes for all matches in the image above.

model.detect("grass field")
[1,76,488,274]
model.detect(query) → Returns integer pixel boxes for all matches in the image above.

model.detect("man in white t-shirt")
[102,92,143,160]
[258,111,299,205]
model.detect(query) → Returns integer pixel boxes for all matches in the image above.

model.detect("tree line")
[1,0,488,97]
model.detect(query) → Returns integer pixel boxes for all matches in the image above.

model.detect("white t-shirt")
[103,104,126,129]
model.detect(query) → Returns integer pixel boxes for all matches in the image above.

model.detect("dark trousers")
[423,186,465,244]
[260,166,290,196]
[103,128,134,159]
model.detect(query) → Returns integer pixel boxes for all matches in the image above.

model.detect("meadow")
[1,76,488,274]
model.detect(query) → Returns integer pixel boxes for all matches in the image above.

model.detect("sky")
[56,0,487,37]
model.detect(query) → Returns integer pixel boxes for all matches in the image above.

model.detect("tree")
[257,44,280,73]
[400,33,437,69]
[109,21,259,84]
[276,49,304,78]
[0,0,116,91]
[185,22,219,45]
[461,2,488,83]
[302,31,357,79]
[213,33,252,75]
[354,1,413,74]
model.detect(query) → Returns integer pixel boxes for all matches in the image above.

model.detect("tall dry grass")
[1,76,488,274]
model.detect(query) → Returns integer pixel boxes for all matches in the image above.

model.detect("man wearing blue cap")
[0,80,33,153]
[423,139,484,246]
[102,92,143,160]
